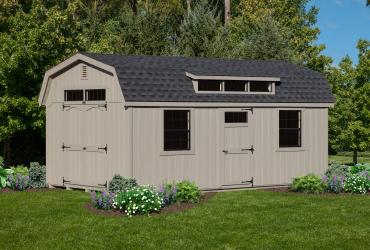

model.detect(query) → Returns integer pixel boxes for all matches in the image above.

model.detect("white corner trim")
[185,72,280,82]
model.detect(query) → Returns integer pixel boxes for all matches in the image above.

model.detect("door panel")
[62,105,107,186]
[223,112,254,185]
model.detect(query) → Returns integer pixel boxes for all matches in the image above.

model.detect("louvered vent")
[81,65,87,79]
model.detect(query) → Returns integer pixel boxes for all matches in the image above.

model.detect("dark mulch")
[0,188,52,193]
[86,192,217,217]
[263,186,370,196]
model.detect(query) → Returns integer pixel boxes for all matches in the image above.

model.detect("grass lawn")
[329,154,370,165]
[1,190,370,249]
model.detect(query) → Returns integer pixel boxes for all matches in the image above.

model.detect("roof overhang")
[124,101,334,108]
[185,72,280,82]
[38,53,121,106]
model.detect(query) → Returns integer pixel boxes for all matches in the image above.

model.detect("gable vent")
[81,65,87,79]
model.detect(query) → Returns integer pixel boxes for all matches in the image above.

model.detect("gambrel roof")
[80,52,334,104]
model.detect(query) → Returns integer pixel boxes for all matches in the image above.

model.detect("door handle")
[222,150,228,153]
[241,145,254,154]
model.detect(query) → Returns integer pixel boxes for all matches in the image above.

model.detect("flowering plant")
[322,174,346,193]
[343,174,370,194]
[113,186,163,217]
[90,191,115,210]
[7,174,30,191]
[159,182,177,206]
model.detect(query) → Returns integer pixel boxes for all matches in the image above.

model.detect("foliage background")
[0,0,368,165]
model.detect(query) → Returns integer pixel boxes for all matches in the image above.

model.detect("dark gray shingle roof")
[81,52,334,103]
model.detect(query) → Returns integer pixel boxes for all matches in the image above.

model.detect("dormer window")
[198,80,222,91]
[186,72,278,95]
[249,81,272,92]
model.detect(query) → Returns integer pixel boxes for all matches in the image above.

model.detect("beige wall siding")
[45,64,131,186]
[132,107,328,189]
[46,63,123,105]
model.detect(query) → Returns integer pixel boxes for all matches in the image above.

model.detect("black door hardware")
[62,143,71,151]
[241,145,254,154]
[241,177,254,187]
[98,144,108,153]
[63,176,71,184]
[222,150,228,153]
[98,181,108,188]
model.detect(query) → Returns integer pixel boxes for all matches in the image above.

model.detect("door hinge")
[62,143,71,151]
[241,177,254,187]
[222,150,228,153]
[241,145,254,154]
[98,144,108,154]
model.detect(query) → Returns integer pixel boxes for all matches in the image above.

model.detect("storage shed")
[39,52,334,190]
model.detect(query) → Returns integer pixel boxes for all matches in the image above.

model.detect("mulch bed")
[85,192,217,217]
[263,186,370,196]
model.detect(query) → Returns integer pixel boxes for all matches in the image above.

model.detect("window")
[279,110,301,147]
[224,81,247,92]
[225,112,248,123]
[198,80,222,91]
[64,90,83,101]
[86,89,106,101]
[249,81,272,92]
[164,110,191,151]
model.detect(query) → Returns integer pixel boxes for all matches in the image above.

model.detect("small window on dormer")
[224,81,247,92]
[198,80,222,91]
[249,81,272,92]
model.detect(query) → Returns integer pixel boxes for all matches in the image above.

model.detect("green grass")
[329,153,370,165]
[1,190,370,249]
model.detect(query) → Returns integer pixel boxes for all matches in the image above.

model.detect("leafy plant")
[7,174,30,191]
[29,162,46,188]
[108,174,137,193]
[113,186,163,217]
[90,191,115,210]
[159,182,177,206]
[10,165,29,177]
[291,174,327,193]
[350,163,370,174]
[343,174,370,194]
[176,180,201,203]
[324,163,351,178]
[0,166,13,189]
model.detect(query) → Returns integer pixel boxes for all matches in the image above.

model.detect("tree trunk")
[4,138,11,167]
[224,0,231,24]
[353,150,358,165]
[186,0,192,13]
[130,0,138,15]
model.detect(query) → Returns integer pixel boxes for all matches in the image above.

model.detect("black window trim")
[163,109,191,152]
[64,88,107,102]
[279,110,302,148]
[196,80,275,94]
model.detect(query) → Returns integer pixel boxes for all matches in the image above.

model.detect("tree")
[327,40,370,163]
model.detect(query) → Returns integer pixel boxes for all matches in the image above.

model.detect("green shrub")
[323,163,351,193]
[29,162,46,188]
[7,174,30,191]
[0,167,13,189]
[291,174,327,193]
[176,180,201,203]
[113,186,163,216]
[108,174,137,193]
[324,163,351,178]
[350,163,370,174]
[10,165,29,177]
[344,174,370,194]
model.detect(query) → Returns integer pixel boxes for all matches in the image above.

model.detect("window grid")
[279,110,301,147]
[85,89,106,101]
[64,90,83,101]
[164,110,191,151]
